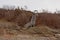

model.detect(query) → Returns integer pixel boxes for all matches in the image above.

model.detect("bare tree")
[3,5,15,10]
[24,5,28,9]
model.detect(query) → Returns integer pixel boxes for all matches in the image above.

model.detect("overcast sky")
[0,0,60,12]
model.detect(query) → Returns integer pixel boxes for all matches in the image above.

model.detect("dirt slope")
[0,8,60,40]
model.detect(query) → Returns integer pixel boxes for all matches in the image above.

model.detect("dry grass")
[0,8,60,40]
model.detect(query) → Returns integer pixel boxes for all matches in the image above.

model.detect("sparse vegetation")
[0,7,60,40]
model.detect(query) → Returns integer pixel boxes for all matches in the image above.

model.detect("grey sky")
[0,0,60,12]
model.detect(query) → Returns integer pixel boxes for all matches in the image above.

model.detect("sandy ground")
[0,34,57,40]
[0,20,59,40]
